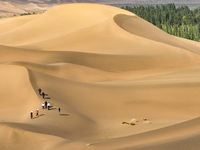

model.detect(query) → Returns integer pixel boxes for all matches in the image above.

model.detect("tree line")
[20,12,37,16]
[122,3,200,41]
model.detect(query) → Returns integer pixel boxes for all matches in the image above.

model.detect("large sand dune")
[0,3,200,150]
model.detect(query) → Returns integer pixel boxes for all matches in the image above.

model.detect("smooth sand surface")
[0,3,200,150]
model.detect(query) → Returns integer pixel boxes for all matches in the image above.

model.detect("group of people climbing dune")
[38,88,46,99]
[30,109,39,119]
[42,101,51,110]
[30,88,61,119]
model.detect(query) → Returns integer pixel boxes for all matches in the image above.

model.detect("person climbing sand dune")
[47,102,50,110]
[30,111,33,119]
[58,107,61,115]
[36,109,39,117]
[45,101,47,108]
[38,88,42,95]
[42,102,45,109]
[42,92,45,99]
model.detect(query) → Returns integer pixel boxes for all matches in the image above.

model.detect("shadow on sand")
[60,114,69,116]
[44,97,51,99]
[32,114,45,119]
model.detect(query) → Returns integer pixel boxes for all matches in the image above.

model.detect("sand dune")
[0,1,51,18]
[0,3,200,150]
[86,117,200,150]
[0,1,27,17]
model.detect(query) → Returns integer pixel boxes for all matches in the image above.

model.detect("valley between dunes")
[0,3,200,150]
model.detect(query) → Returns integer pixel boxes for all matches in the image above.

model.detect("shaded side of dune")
[1,46,200,72]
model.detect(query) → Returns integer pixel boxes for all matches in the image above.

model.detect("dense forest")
[122,3,200,41]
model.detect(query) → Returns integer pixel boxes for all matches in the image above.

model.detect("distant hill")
[2,0,200,4]
[1,0,200,18]
[0,0,106,4]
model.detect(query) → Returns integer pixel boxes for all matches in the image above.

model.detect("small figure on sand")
[30,111,33,119]
[42,92,45,99]
[42,102,45,109]
[45,101,47,108]
[58,107,61,115]
[47,102,50,110]
[36,109,39,117]
[38,88,42,95]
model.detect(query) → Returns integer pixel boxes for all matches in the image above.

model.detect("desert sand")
[0,3,200,150]
[0,1,51,18]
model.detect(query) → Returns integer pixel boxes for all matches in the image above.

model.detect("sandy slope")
[0,3,200,150]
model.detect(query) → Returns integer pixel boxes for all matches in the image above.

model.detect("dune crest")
[0,3,200,150]
[0,3,134,46]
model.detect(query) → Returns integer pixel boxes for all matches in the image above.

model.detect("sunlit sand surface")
[0,3,200,150]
